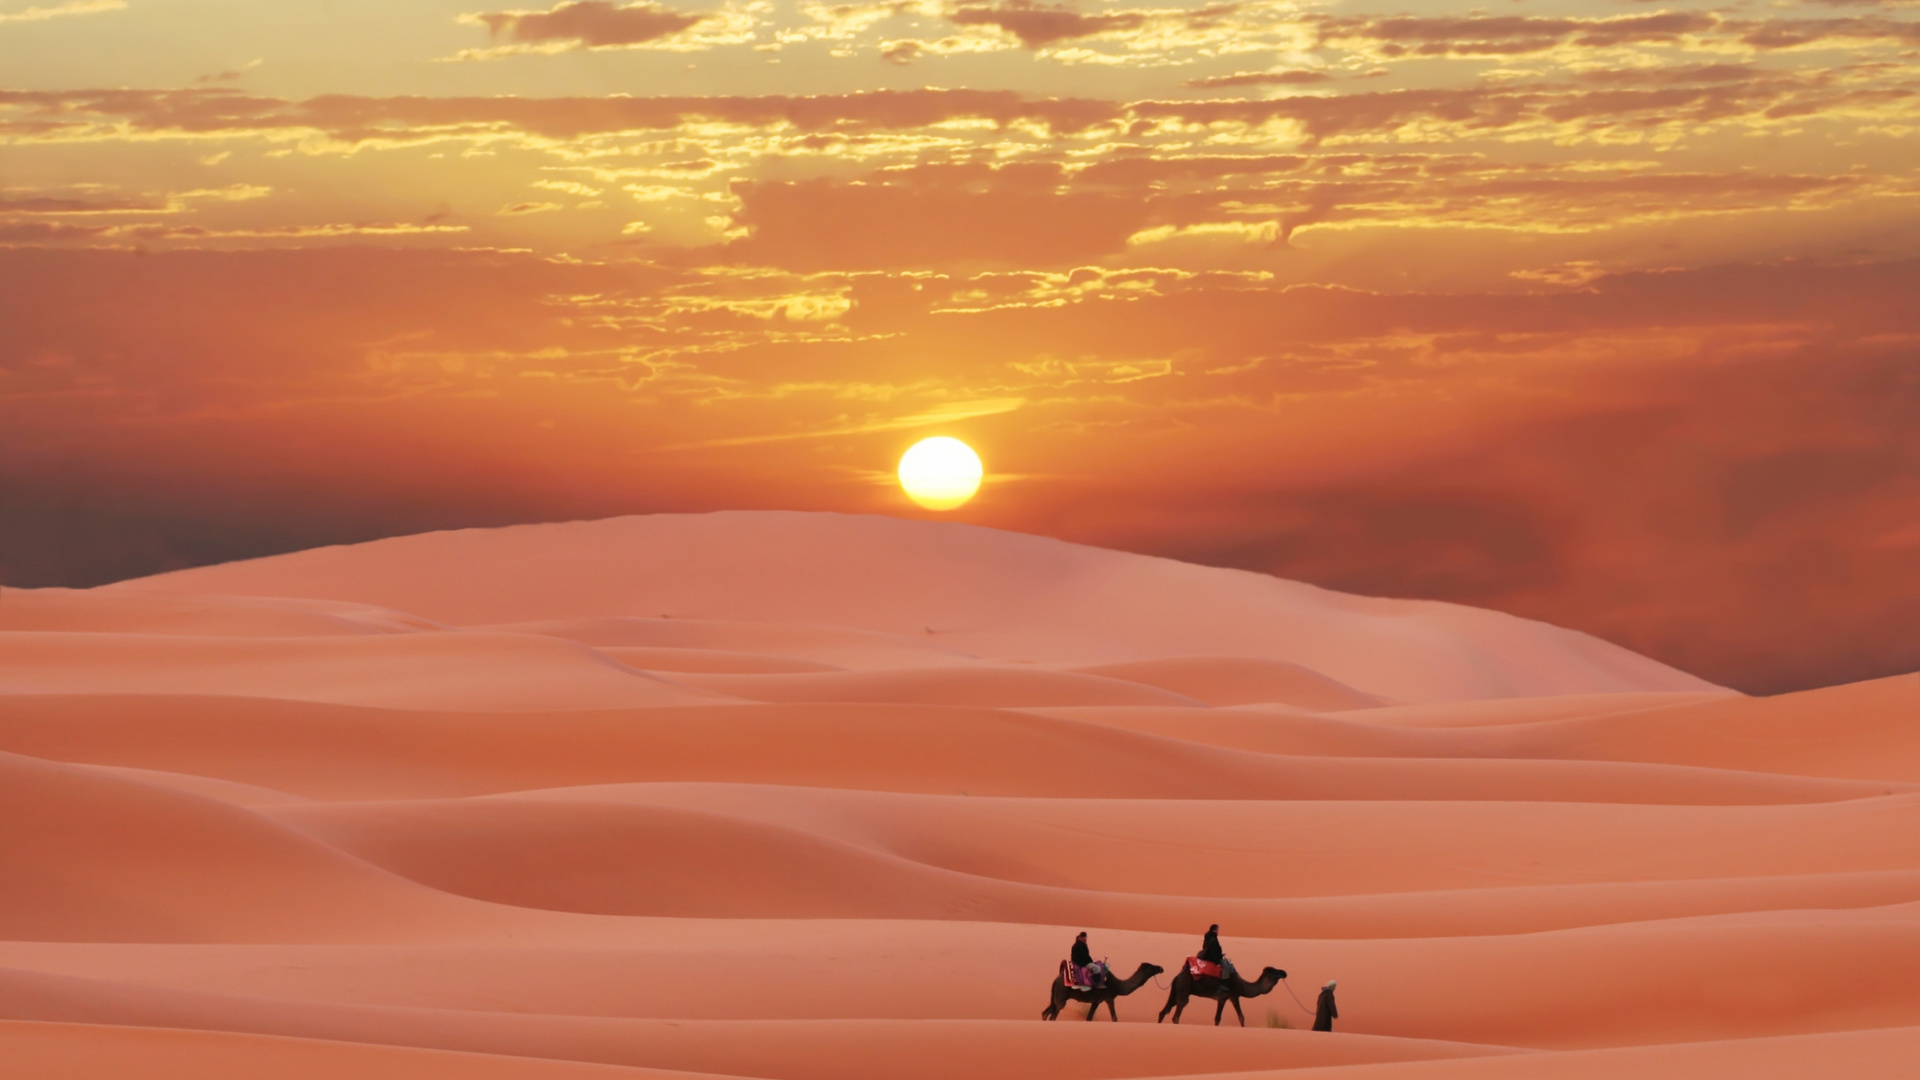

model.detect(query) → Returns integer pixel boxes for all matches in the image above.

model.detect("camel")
[1156,965,1288,1026]
[1041,962,1166,1021]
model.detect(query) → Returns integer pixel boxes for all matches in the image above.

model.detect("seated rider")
[1069,931,1106,988]
[1198,924,1239,981]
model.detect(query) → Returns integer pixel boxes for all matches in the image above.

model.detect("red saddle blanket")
[1186,957,1224,980]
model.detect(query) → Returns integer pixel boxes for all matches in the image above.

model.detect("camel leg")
[1158,992,1178,1023]
[1231,997,1246,1027]
[1083,996,1099,1021]
[1105,997,1119,1021]
[1214,997,1228,1026]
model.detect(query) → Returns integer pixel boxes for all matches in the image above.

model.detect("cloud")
[794,0,933,40]
[1186,70,1332,89]
[6,75,1908,274]
[0,87,1125,143]
[1128,69,1874,144]
[1310,11,1920,58]
[7,69,1889,160]
[0,183,269,217]
[661,396,1027,448]
[0,220,468,243]
[1313,12,1720,58]
[720,173,1152,270]
[931,0,1309,63]
[0,0,123,25]
[1569,63,1763,86]
[195,59,263,84]
[0,187,170,215]
[464,1,707,48]
[1733,15,1920,49]
[947,1,1147,47]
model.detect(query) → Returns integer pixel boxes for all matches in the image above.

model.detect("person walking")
[1313,980,1338,1032]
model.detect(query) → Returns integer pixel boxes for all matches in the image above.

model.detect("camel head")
[1118,961,1165,989]
[1254,967,1288,990]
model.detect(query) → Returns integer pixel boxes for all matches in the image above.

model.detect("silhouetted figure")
[1071,932,1093,968]
[1197,924,1237,979]
[1313,980,1338,1032]
[1198,924,1223,963]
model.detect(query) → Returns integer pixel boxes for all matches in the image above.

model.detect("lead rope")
[1278,977,1318,1017]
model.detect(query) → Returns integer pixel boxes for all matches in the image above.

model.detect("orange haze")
[2,1,1918,693]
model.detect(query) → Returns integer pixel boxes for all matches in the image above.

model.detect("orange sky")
[2,0,1917,692]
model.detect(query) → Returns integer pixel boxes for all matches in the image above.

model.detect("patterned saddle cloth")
[1185,956,1224,979]
[1063,960,1109,989]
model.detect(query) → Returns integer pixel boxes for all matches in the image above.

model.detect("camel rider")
[1069,931,1106,988]
[1198,924,1239,980]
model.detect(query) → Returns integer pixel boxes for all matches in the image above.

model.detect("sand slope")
[110,511,1722,703]
[2,512,1912,1079]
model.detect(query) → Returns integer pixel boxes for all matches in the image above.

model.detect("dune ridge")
[1,512,1911,1079]
[110,512,1722,703]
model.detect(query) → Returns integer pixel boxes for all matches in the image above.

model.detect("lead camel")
[1157,965,1289,1026]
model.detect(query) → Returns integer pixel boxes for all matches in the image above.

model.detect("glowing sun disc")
[898,436,983,510]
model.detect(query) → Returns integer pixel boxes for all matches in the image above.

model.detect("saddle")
[1185,956,1224,980]
[1062,959,1109,990]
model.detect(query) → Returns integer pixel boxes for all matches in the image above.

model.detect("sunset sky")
[3,0,1917,693]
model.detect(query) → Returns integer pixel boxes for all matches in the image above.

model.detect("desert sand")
[2,511,1916,1079]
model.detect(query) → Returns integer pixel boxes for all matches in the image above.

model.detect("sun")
[898,436,983,511]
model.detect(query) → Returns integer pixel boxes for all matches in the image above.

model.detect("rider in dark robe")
[1069,931,1104,988]
[1197,924,1237,979]
[1198,925,1223,963]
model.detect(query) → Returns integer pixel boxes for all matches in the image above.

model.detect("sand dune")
[0,751,481,943]
[3,512,1913,1079]
[1325,693,1727,729]
[0,1022,713,1080]
[268,790,1920,933]
[0,588,443,638]
[1173,1026,1920,1080]
[667,667,1208,708]
[1,908,1916,1045]
[112,512,1720,703]
[594,647,842,675]
[0,695,1896,805]
[0,632,719,711]
[487,617,990,671]
[1476,673,1920,781]
[0,970,1512,1079]
[1033,678,1918,784]
[1067,659,1387,710]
